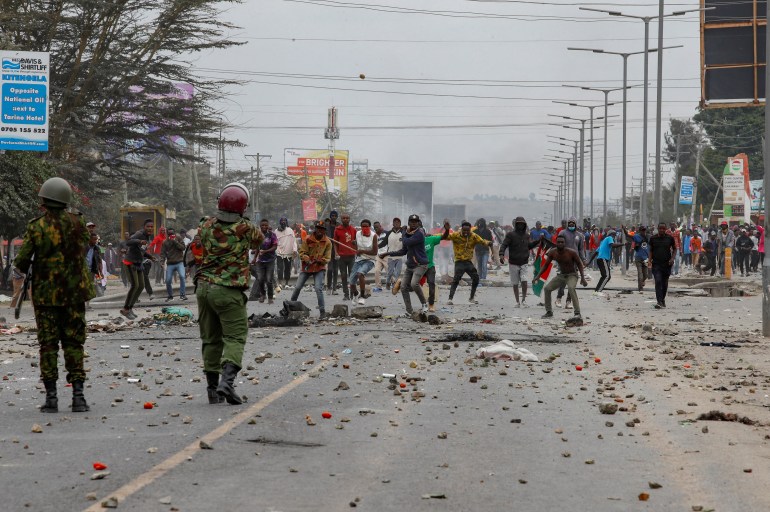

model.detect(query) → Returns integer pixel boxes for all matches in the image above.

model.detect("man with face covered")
[499,217,541,307]
[442,219,491,305]
[534,233,587,321]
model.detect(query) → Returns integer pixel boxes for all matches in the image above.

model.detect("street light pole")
[553,101,614,224]
[567,46,680,224]
[245,153,272,219]
[581,5,711,224]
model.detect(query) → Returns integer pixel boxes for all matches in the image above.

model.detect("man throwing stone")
[196,183,263,405]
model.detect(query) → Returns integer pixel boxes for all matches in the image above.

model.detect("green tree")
[0,0,243,194]
[0,152,55,240]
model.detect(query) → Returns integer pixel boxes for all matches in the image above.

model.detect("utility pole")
[691,143,702,225]
[325,107,340,214]
[764,0,770,336]
[246,153,272,220]
[671,135,682,219]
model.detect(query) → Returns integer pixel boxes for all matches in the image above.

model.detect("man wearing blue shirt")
[587,230,623,295]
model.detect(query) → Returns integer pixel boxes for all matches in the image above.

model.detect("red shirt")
[334,225,358,257]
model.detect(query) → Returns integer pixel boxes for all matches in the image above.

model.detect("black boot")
[216,363,244,405]
[205,372,224,404]
[41,380,58,413]
[71,381,90,412]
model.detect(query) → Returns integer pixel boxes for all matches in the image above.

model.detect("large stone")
[351,306,384,319]
[599,402,618,415]
[331,304,349,318]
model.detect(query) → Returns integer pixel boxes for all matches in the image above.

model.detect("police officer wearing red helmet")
[195,183,264,405]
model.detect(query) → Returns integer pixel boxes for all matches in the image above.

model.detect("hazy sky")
[195,0,704,212]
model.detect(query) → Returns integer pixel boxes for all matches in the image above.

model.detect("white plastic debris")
[475,339,538,362]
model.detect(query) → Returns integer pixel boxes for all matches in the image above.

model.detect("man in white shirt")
[373,221,388,292]
[384,218,404,290]
[349,219,379,305]
[275,217,298,287]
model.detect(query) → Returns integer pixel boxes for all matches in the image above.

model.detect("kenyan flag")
[532,245,553,297]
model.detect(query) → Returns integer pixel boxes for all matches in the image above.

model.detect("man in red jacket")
[333,213,358,301]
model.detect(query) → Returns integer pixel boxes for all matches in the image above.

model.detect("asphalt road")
[1,268,769,511]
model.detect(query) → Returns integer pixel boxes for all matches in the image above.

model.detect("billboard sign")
[1,51,50,151]
[679,176,695,205]
[700,0,768,108]
[285,148,349,196]
[750,179,764,211]
[723,175,746,205]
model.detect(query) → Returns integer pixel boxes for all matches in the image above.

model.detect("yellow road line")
[83,359,330,511]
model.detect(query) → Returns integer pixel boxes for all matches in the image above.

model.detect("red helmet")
[218,182,249,213]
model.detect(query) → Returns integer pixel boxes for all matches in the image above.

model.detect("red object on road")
[594,358,601,364]
[575,365,583,371]
[322,411,332,419]
[143,402,154,409]
[93,462,108,470]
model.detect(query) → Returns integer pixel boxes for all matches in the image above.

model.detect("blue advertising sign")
[679,176,694,205]
[1,51,50,151]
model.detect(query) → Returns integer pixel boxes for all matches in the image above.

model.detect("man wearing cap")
[624,225,649,292]
[383,214,429,316]
[499,217,541,307]
[86,221,96,236]
[14,177,95,413]
[442,219,491,305]
[196,183,263,405]
[291,221,332,318]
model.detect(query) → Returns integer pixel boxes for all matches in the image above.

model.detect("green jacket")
[14,208,96,306]
[196,216,264,290]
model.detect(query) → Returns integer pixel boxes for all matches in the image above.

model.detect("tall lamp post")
[566,46,680,224]
[553,100,616,223]
[564,85,633,225]
[580,6,711,224]
[550,114,615,226]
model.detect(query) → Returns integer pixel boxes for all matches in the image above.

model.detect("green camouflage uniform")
[196,216,263,372]
[14,208,95,383]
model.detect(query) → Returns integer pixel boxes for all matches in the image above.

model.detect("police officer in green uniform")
[14,177,96,413]
[196,183,263,405]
